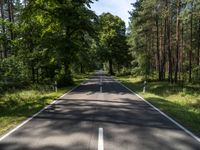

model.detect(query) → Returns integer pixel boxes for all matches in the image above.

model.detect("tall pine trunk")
[167,1,172,83]
[8,0,14,41]
[189,1,193,82]
[156,17,161,80]
[0,0,7,58]
[174,0,181,83]
[196,18,200,78]
[161,17,167,80]
[109,59,114,75]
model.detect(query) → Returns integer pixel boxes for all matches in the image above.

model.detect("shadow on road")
[0,74,200,150]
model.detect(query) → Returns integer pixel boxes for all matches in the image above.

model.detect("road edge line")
[113,77,200,143]
[0,78,89,142]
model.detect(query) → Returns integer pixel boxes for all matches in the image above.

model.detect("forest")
[124,0,200,135]
[1,0,200,138]
[128,0,200,83]
[0,0,130,91]
[1,0,200,90]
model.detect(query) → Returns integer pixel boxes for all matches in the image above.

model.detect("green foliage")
[128,0,200,82]
[0,73,88,135]
[0,56,28,91]
[98,13,131,75]
[11,0,98,84]
[1,0,132,86]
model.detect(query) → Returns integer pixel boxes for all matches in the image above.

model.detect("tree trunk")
[161,16,167,80]
[109,59,114,75]
[0,0,7,58]
[174,0,181,83]
[197,19,200,66]
[63,62,73,84]
[36,68,39,83]
[156,17,161,80]
[189,1,194,82]
[7,0,14,40]
[167,3,172,83]
[180,22,184,81]
[80,64,83,73]
[196,18,200,78]
[24,0,27,7]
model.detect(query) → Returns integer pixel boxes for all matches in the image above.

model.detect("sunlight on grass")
[117,76,200,135]
[0,74,88,136]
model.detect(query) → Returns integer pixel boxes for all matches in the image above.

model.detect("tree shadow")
[1,74,200,149]
[1,98,200,150]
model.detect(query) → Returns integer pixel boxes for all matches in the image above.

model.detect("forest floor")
[0,74,88,136]
[117,76,200,136]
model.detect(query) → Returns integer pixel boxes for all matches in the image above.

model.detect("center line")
[98,128,104,150]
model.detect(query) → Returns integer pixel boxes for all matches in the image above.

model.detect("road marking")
[113,77,200,143]
[98,128,104,150]
[100,86,102,93]
[0,77,91,141]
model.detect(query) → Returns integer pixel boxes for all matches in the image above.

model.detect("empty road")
[0,72,200,150]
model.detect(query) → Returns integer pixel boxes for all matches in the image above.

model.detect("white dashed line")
[98,128,104,150]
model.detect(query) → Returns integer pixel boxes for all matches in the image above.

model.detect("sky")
[90,0,135,28]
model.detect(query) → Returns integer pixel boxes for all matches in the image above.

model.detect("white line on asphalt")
[0,78,89,142]
[98,128,104,150]
[114,77,200,143]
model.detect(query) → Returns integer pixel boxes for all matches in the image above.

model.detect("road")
[0,72,200,150]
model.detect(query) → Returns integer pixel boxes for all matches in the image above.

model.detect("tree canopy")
[2,0,200,91]
[98,13,130,75]
[0,0,131,90]
[128,0,200,83]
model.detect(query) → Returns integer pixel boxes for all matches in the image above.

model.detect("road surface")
[0,72,200,150]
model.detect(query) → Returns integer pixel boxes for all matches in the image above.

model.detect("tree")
[174,0,181,83]
[1,0,99,88]
[98,13,129,75]
[128,0,200,83]
[16,0,97,84]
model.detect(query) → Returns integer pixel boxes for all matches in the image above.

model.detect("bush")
[0,56,29,91]
[116,67,132,76]
[57,74,74,87]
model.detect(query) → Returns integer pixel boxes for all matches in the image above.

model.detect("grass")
[117,76,200,136]
[0,74,88,136]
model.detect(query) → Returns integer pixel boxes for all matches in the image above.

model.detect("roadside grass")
[0,74,88,136]
[117,76,200,136]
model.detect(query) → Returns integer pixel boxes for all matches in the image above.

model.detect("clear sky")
[90,0,135,28]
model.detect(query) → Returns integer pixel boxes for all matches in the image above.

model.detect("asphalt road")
[0,71,200,150]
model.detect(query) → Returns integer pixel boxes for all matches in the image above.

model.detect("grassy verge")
[117,76,200,136]
[0,74,88,136]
